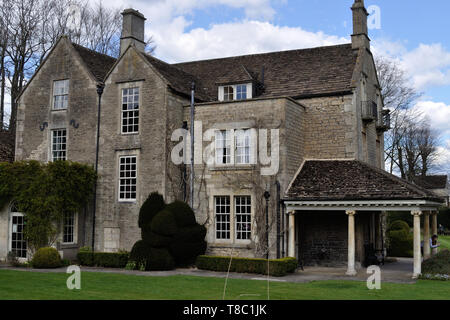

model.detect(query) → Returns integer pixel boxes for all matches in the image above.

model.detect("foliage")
[129,192,207,270]
[31,247,62,268]
[422,250,450,276]
[438,208,450,229]
[195,256,298,277]
[138,192,166,235]
[387,220,413,257]
[0,160,96,252]
[77,251,129,268]
[6,251,21,267]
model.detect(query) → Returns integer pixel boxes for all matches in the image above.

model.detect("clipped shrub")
[169,225,207,266]
[142,231,172,248]
[77,251,129,268]
[387,229,413,257]
[146,248,175,271]
[151,210,178,236]
[138,192,166,230]
[196,256,298,277]
[422,249,450,275]
[389,220,410,233]
[166,200,197,227]
[31,247,62,268]
[129,240,151,269]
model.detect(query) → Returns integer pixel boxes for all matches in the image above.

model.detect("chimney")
[120,8,146,55]
[351,0,370,50]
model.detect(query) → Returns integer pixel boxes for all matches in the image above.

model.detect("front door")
[10,213,27,259]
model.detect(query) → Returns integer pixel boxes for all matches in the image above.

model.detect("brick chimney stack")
[120,8,146,56]
[351,0,370,50]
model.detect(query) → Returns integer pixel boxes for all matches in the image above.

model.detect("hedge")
[77,251,129,268]
[195,256,298,277]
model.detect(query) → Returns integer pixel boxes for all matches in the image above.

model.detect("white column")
[288,211,296,258]
[432,212,438,255]
[411,210,422,278]
[346,210,357,276]
[423,212,431,259]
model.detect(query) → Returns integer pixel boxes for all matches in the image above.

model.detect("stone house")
[0,0,443,277]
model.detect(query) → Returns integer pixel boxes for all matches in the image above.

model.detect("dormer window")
[218,83,252,101]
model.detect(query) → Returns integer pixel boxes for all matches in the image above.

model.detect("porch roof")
[284,160,444,211]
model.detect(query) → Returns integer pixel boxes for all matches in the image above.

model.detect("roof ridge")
[71,42,117,61]
[172,43,353,66]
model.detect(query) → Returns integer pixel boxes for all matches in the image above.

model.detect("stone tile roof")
[285,160,444,202]
[173,44,357,101]
[0,130,14,163]
[70,42,357,102]
[413,175,448,190]
[72,43,117,82]
[142,54,210,101]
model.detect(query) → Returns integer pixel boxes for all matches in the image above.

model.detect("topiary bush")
[389,220,411,233]
[128,193,207,270]
[31,247,62,268]
[387,220,413,257]
[422,249,450,276]
[138,192,166,236]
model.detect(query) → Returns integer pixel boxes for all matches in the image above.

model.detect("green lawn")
[439,235,450,250]
[0,269,449,300]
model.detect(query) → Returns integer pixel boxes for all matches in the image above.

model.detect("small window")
[223,86,234,101]
[119,156,137,201]
[215,196,230,240]
[11,214,27,258]
[122,87,140,134]
[51,129,67,161]
[215,130,232,165]
[236,85,247,100]
[53,80,69,109]
[63,212,75,243]
[235,196,251,240]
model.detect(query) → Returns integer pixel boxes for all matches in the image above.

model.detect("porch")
[283,160,444,279]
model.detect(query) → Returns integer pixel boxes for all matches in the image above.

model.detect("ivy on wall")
[0,160,97,252]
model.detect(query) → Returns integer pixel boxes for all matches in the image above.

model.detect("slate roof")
[413,175,448,190]
[173,44,357,101]
[285,160,444,202]
[72,43,117,82]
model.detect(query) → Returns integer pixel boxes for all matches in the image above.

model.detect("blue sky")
[107,0,450,175]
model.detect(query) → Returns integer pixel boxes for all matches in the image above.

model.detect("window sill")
[51,108,68,112]
[209,242,252,249]
[209,164,256,172]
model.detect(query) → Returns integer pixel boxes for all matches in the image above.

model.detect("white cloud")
[435,139,450,175]
[412,101,450,136]
[373,40,450,91]
[150,20,349,62]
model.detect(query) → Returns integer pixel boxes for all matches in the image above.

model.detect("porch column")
[346,210,357,276]
[411,210,422,278]
[423,212,431,259]
[432,212,438,255]
[288,211,296,258]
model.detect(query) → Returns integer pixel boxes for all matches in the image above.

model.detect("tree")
[375,55,440,179]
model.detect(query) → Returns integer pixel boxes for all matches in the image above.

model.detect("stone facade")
[0,1,389,265]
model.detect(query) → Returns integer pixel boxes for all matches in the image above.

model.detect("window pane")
[122,88,140,133]
[51,129,67,161]
[235,196,251,240]
[119,156,137,200]
[215,196,230,239]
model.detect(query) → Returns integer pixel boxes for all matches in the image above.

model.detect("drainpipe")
[263,190,271,259]
[190,82,195,208]
[276,181,281,259]
[92,83,104,252]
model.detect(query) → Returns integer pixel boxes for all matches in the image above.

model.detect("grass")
[0,269,449,300]
[439,235,450,250]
